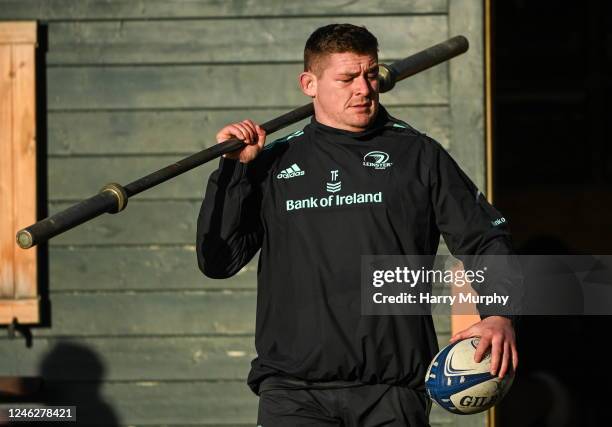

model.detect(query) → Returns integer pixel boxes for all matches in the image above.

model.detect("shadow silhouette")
[1,341,119,426]
[37,341,119,426]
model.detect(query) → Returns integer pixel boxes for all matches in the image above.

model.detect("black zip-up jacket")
[196,105,521,395]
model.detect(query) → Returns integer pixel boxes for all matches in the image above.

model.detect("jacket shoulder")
[251,128,305,175]
[262,129,305,153]
[384,114,423,137]
[382,114,451,168]
[384,114,442,149]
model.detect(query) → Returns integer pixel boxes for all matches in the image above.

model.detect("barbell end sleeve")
[100,183,128,214]
[16,229,34,249]
[378,64,396,93]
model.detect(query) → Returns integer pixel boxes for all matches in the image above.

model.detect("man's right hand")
[217,119,266,163]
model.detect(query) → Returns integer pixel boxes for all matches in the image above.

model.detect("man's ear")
[299,71,317,98]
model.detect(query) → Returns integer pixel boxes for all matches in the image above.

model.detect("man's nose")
[354,74,373,96]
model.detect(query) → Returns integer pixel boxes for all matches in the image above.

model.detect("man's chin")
[351,109,378,128]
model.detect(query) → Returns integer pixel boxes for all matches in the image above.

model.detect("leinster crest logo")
[363,151,393,170]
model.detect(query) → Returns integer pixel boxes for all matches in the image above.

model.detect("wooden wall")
[0,1,486,425]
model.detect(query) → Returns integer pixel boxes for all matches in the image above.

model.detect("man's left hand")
[449,316,517,379]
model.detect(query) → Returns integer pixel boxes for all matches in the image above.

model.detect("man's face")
[301,52,380,132]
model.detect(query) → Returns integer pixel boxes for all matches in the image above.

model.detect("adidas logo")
[276,163,305,179]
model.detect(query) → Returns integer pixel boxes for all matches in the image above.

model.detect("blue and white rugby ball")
[425,337,513,414]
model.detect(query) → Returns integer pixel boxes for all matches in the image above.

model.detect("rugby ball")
[425,337,513,414]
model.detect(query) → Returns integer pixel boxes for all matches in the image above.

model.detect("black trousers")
[257,383,431,427]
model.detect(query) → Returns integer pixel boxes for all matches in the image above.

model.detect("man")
[197,24,519,426]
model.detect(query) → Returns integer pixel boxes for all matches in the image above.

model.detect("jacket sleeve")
[196,157,265,279]
[428,137,524,321]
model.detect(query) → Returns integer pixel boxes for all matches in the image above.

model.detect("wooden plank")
[0,380,453,425]
[47,109,309,155]
[1,331,452,380]
[47,106,449,155]
[436,331,451,352]
[35,292,257,336]
[49,247,258,291]
[0,45,14,299]
[0,299,39,324]
[45,16,447,64]
[0,21,36,44]
[0,0,447,20]
[430,404,456,426]
[47,63,448,110]
[0,381,256,425]
[0,24,39,324]
[433,315,450,338]
[48,155,216,201]
[0,336,255,380]
[29,292,450,337]
[449,0,485,187]
[0,29,39,324]
[11,43,37,300]
[47,201,200,245]
[449,3,488,427]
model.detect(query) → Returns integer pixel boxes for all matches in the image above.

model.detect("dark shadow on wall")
[38,342,119,426]
[0,341,119,426]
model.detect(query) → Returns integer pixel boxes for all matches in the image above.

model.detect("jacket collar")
[309,105,391,140]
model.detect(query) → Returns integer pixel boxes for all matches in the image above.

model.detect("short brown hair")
[304,24,378,75]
